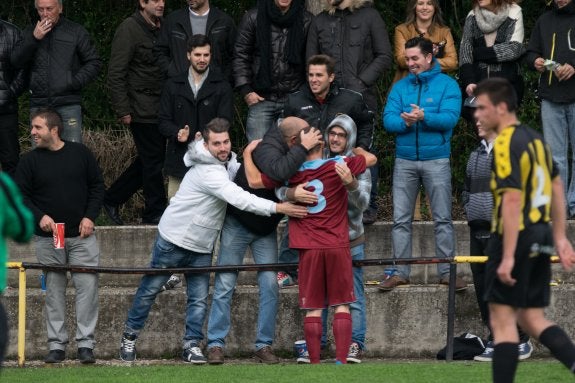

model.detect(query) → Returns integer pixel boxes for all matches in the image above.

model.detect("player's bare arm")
[243,140,265,189]
[351,147,377,167]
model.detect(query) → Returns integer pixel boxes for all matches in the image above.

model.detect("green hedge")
[2,0,550,198]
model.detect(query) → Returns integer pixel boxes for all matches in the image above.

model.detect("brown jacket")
[392,22,458,83]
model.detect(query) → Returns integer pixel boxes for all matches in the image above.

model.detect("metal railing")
[6,255,561,367]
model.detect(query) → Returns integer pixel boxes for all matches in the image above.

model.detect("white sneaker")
[182,346,207,364]
[346,342,362,364]
[474,341,494,362]
[518,340,533,360]
[277,272,296,288]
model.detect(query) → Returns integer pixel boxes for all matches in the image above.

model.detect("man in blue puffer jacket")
[381,37,465,291]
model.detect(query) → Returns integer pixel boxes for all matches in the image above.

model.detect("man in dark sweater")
[15,108,105,364]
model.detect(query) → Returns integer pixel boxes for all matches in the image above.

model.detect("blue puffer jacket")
[383,60,461,161]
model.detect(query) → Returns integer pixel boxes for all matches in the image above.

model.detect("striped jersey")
[491,124,558,234]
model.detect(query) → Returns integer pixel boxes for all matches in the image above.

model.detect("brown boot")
[207,346,224,365]
[254,346,279,364]
[439,276,467,292]
[378,275,410,291]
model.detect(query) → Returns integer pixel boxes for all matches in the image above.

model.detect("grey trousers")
[35,235,99,351]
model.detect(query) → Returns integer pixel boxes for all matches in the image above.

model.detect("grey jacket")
[306,0,392,111]
[325,115,370,243]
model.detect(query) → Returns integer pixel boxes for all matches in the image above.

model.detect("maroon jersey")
[262,155,366,249]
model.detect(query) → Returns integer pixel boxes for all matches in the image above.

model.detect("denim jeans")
[389,158,453,279]
[278,224,299,279]
[31,104,83,143]
[246,100,283,142]
[207,215,279,350]
[321,243,367,350]
[125,234,212,349]
[541,100,575,216]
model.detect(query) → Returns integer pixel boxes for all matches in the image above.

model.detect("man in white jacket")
[118,118,307,364]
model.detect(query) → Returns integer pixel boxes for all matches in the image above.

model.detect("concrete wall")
[5,223,575,360]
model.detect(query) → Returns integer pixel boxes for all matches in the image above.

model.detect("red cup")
[53,223,65,249]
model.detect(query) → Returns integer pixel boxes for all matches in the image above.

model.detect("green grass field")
[3,360,573,383]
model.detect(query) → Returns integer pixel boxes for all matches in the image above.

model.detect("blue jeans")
[541,100,575,216]
[125,234,212,349]
[246,100,283,142]
[31,104,83,143]
[278,224,299,279]
[207,215,279,350]
[321,243,367,350]
[389,158,453,279]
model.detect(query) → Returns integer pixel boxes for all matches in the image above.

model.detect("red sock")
[333,312,352,364]
[304,316,322,364]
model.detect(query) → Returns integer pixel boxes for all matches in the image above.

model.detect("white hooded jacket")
[158,138,277,253]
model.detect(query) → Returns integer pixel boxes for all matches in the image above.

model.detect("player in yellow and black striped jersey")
[491,123,557,236]
[474,78,575,383]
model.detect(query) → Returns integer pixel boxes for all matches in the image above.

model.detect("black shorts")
[484,223,553,308]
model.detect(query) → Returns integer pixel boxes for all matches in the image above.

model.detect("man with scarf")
[234,0,312,141]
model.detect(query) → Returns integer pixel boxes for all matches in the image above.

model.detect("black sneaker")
[120,332,137,362]
[45,349,65,363]
[77,347,95,364]
[182,346,207,364]
[362,208,377,225]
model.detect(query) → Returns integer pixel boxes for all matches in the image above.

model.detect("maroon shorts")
[298,247,355,309]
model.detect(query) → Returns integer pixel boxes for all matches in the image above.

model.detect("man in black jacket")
[102,0,167,226]
[158,34,233,198]
[306,0,392,224]
[0,19,25,176]
[525,0,575,218]
[283,54,374,151]
[153,0,235,81]
[234,0,312,141]
[11,0,101,143]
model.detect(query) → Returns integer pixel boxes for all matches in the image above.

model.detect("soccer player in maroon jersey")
[243,117,377,364]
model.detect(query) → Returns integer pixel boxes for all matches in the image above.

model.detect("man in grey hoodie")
[118,118,307,364]
[323,114,371,363]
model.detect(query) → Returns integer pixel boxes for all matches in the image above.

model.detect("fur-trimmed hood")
[325,0,373,14]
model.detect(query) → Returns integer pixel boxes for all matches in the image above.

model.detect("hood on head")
[325,114,357,156]
[325,0,373,14]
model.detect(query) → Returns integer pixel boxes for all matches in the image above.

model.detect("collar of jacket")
[555,1,575,15]
[325,0,373,14]
[407,59,441,85]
